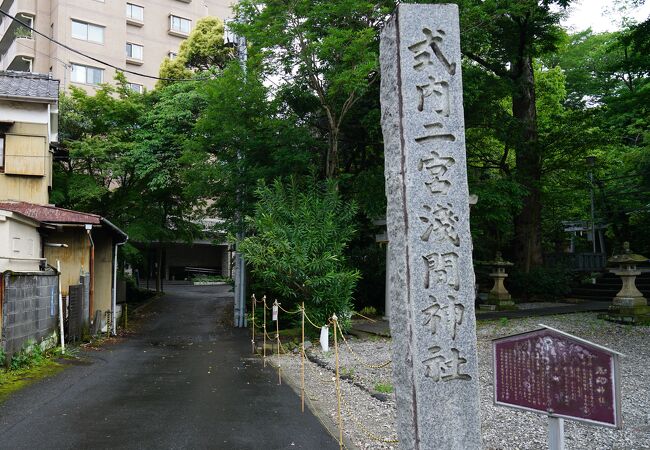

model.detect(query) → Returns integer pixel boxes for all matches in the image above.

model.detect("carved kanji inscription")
[408,28,457,76]
[419,202,459,246]
[417,150,455,195]
[422,294,465,339]
[416,76,450,116]
[422,252,459,290]
[423,346,471,381]
[415,122,456,144]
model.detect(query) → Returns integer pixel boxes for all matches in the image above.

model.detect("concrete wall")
[0,209,42,272]
[1,269,58,358]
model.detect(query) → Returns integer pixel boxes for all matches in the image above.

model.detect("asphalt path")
[0,285,338,449]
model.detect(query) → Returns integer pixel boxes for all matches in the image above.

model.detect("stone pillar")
[380,4,481,449]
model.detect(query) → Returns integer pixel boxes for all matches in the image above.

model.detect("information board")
[493,325,622,428]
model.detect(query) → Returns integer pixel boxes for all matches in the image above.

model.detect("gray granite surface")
[380,4,481,449]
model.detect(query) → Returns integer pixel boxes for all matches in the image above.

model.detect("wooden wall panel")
[4,135,47,176]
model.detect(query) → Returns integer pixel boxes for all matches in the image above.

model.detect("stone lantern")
[602,242,649,324]
[481,252,516,311]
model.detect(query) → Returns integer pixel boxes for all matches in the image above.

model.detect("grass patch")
[0,341,78,404]
[0,358,65,404]
[374,382,394,394]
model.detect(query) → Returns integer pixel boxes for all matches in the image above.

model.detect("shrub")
[239,177,360,329]
[507,265,572,301]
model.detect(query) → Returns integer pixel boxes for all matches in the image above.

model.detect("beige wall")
[43,226,114,316]
[41,0,234,91]
[0,210,42,272]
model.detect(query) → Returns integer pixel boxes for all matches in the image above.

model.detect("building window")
[71,20,104,44]
[169,15,191,34]
[126,43,143,60]
[128,83,143,94]
[126,4,144,21]
[168,51,178,60]
[71,64,103,85]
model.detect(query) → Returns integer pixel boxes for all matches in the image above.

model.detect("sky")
[562,0,650,32]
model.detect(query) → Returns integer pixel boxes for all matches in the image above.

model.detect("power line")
[0,9,204,82]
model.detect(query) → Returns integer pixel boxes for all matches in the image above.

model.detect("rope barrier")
[335,321,392,369]
[249,293,399,448]
[277,303,302,315]
[351,311,377,323]
[340,394,399,444]
[303,310,325,330]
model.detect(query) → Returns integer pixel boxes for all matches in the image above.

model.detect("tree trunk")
[512,55,543,272]
[326,127,339,178]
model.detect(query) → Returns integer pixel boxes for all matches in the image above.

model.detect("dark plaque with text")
[493,325,622,428]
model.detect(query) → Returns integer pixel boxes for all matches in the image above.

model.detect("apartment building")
[0,0,233,91]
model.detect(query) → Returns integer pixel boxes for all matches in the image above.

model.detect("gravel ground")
[267,313,650,449]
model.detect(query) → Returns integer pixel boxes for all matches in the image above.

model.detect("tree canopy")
[55,1,650,307]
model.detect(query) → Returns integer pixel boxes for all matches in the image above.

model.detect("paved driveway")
[0,285,337,449]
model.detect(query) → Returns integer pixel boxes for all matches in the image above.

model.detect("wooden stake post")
[332,314,343,450]
[274,300,281,385]
[301,302,305,413]
[262,295,267,367]
[251,294,256,354]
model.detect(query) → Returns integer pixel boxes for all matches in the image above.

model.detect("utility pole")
[225,19,248,328]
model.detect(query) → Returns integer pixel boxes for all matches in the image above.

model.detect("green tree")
[548,23,650,252]
[54,75,210,289]
[184,61,315,234]
[409,0,574,270]
[234,0,394,177]
[238,177,360,328]
[158,16,233,86]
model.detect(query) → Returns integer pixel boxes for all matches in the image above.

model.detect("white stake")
[57,260,65,354]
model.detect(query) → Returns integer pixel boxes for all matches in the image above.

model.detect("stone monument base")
[485,294,518,311]
[599,303,650,326]
[613,295,647,308]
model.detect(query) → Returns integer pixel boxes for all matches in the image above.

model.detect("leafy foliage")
[507,266,572,301]
[184,61,315,235]
[238,177,360,328]
[158,17,233,86]
[234,0,394,177]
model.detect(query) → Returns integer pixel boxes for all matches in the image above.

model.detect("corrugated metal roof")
[0,71,59,101]
[0,201,101,224]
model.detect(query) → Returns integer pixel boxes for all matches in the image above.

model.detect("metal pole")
[548,417,565,450]
[229,21,249,328]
